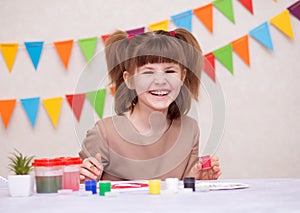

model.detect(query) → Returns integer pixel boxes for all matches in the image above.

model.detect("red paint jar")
[60,157,82,191]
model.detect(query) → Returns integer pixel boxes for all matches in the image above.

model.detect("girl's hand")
[191,156,222,180]
[80,153,103,181]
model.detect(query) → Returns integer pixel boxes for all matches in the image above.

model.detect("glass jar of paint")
[32,158,63,193]
[61,157,82,191]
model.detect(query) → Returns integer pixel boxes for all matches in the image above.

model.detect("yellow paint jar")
[148,179,161,194]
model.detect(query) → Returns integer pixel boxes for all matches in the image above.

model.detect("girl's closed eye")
[165,70,176,73]
[142,71,154,74]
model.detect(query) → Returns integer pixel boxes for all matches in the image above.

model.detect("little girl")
[79,28,221,181]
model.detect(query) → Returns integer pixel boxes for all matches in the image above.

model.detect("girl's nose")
[153,72,167,84]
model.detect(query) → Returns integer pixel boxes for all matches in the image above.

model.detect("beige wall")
[0,0,299,179]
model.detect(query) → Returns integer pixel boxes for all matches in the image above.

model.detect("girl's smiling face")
[123,62,186,113]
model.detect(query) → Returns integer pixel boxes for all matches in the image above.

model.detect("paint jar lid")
[32,158,63,167]
[57,157,82,165]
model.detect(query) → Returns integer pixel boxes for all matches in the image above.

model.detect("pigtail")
[173,28,203,101]
[105,30,135,115]
[105,30,129,90]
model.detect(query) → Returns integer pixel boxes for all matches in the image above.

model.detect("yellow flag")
[42,97,63,128]
[0,44,19,72]
[270,10,294,39]
[148,20,169,31]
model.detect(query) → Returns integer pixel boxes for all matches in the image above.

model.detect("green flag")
[213,0,235,23]
[86,89,106,119]
[78,37,98,62]
[213,44,234,75]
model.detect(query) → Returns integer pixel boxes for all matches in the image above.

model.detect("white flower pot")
[8,175,34,197]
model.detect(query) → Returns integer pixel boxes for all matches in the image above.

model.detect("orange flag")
[148,20,169,31]
[193,4,213,33]
[65,94,86,122]
[53,40,74,69]
[231,35,250,66]
[0,43,19,72]
[109,86,116,96]
[270,10,294,39]
[0,99,16,128]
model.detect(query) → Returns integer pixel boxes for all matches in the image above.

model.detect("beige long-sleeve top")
[79,115,200,180]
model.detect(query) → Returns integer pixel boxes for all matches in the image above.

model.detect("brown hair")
[105,28,203,120]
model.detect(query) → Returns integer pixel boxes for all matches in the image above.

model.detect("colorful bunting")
[53,40,74,69]
[249,22,274,51]
[109,87,116,96]
[193,4,214,33]
[213,44,234,75]
[126,27,145,35]
[288,1,300,21]
[0,99,16,128]
[101,34,111,44]
[78,37,98,62]
[0,44,19,72]
[171,10,193,32]
[24,41,44,70]
[237,0,254,14]
[86,89,106,119]
[65,94,86,122]
[204,53,216,82]
[270,10,294,39]
[42,97,63,128]
[148,20,169,31]
[20,97,40,127]
[231,35,250,66]
[213,0,235,23]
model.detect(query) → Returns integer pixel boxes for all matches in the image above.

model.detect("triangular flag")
[231,35,250,66]
[270,10,294,39]
[0,99,16,128]
[288,1,300,21]
[24,41,44,70]
[109,87,116,96]
[53,40,74,69]
[65,94,86,122]
[42,97,63,128]
[213,0,235,23]
[193,4,214,33]
[78,37,98,62]
[148,20,169,31]
[0,44,19,72]
[204,53,216,82]
[237,0,253,14]
[20,97,40,127]
[213,44,234,75]
[171,10,193,32]
[249,22,274,51]
[101,34,111,44]
[86,89,106,119]
[126,27,145,35]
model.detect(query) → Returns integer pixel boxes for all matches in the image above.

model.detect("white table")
[1,179,300,213]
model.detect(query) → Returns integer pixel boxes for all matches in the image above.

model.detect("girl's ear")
[123,71,135,89]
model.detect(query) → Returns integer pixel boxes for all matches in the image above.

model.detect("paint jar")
[183,177,195,191]
[32,158,64,193]
[61,157,82,191]
[99,181,111,196]
[165,178,179,192]
[148,179,161,195]
[85,180,97,194]
[199,155,211,170]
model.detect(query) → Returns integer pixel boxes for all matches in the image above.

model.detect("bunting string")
[0,0,300,129]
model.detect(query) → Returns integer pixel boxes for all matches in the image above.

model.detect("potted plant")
[7,149,35,197]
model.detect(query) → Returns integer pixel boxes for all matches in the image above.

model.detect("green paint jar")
[32,158,63,193]
[99,181,111,196]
